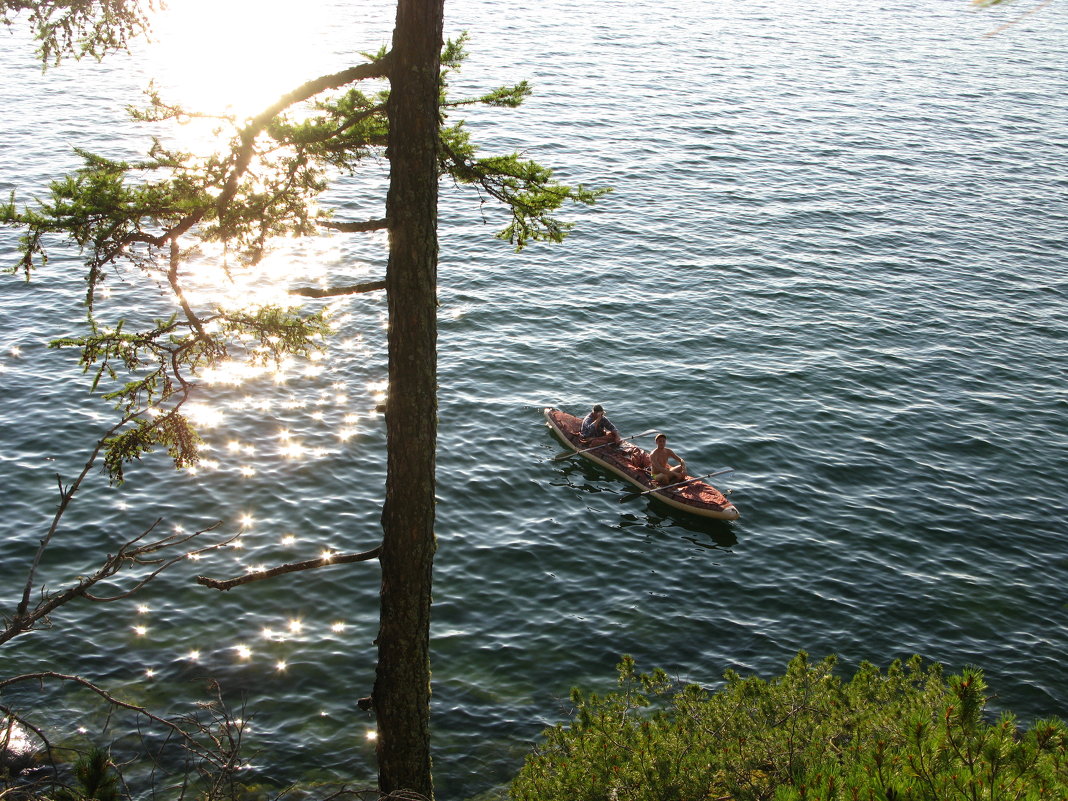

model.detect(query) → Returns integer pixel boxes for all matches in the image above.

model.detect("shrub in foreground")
[511,652,1067,801]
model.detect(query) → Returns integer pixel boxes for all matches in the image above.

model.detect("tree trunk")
[374,0,443,797]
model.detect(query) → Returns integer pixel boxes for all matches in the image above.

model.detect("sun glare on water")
[146,0,343,118]
[124,0,392,334]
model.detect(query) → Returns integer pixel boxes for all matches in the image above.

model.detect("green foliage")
[54,747,119,801]
[101,410,200,484]
[0,0,156,66]
[3,33,604,273]
[278,87,389,172]
[511,653,1068,801]
[440,123,610,250]
[440,33,611,250]
[2,32,605,482]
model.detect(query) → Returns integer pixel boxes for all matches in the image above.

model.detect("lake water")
[1,0,1066,797]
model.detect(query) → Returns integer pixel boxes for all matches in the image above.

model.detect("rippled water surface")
[1,0,1066,797]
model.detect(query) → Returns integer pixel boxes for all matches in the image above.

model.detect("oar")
[619,468,734,502]
[551,429,658,461]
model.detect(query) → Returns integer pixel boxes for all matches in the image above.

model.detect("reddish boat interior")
[547,409,733,513]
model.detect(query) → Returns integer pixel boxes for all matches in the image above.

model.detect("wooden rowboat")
[544,408,740,521]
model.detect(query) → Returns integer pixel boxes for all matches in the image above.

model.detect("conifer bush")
[510,652,1068,801]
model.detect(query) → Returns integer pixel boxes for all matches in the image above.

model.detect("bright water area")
[1,0,1066,797]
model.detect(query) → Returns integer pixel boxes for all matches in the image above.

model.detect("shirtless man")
[650,433,687,484]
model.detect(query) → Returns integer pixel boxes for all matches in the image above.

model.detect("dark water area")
[1,0,1066,797]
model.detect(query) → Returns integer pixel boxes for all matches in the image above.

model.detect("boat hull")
[544,408,740,521]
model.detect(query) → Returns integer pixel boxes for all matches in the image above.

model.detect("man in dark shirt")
[580,404,620,447]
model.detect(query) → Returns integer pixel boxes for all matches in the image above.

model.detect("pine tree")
[2,1,607,796]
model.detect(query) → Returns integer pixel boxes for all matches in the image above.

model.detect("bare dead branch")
[983,0,1054,37]
[84,522,233,602]
[196,545,382,591]
[0,673,250,787]
[320,217,390,233]
[0,704,56,778]
[15,412,144,627]
[2,519,232,646]
[1,672,193,744]
[290,279,386,298]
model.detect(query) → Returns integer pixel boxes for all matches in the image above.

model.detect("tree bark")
[373,0,444,797]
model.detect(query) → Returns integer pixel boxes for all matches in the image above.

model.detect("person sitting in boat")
[650,433,687,485]
[580,404,621,448]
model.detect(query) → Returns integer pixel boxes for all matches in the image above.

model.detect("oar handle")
[635,468,733,497]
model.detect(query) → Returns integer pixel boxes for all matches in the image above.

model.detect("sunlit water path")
[1,0,1066,796]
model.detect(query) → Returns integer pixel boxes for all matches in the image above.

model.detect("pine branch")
[215,57,393,218]
[1,0,155,65]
